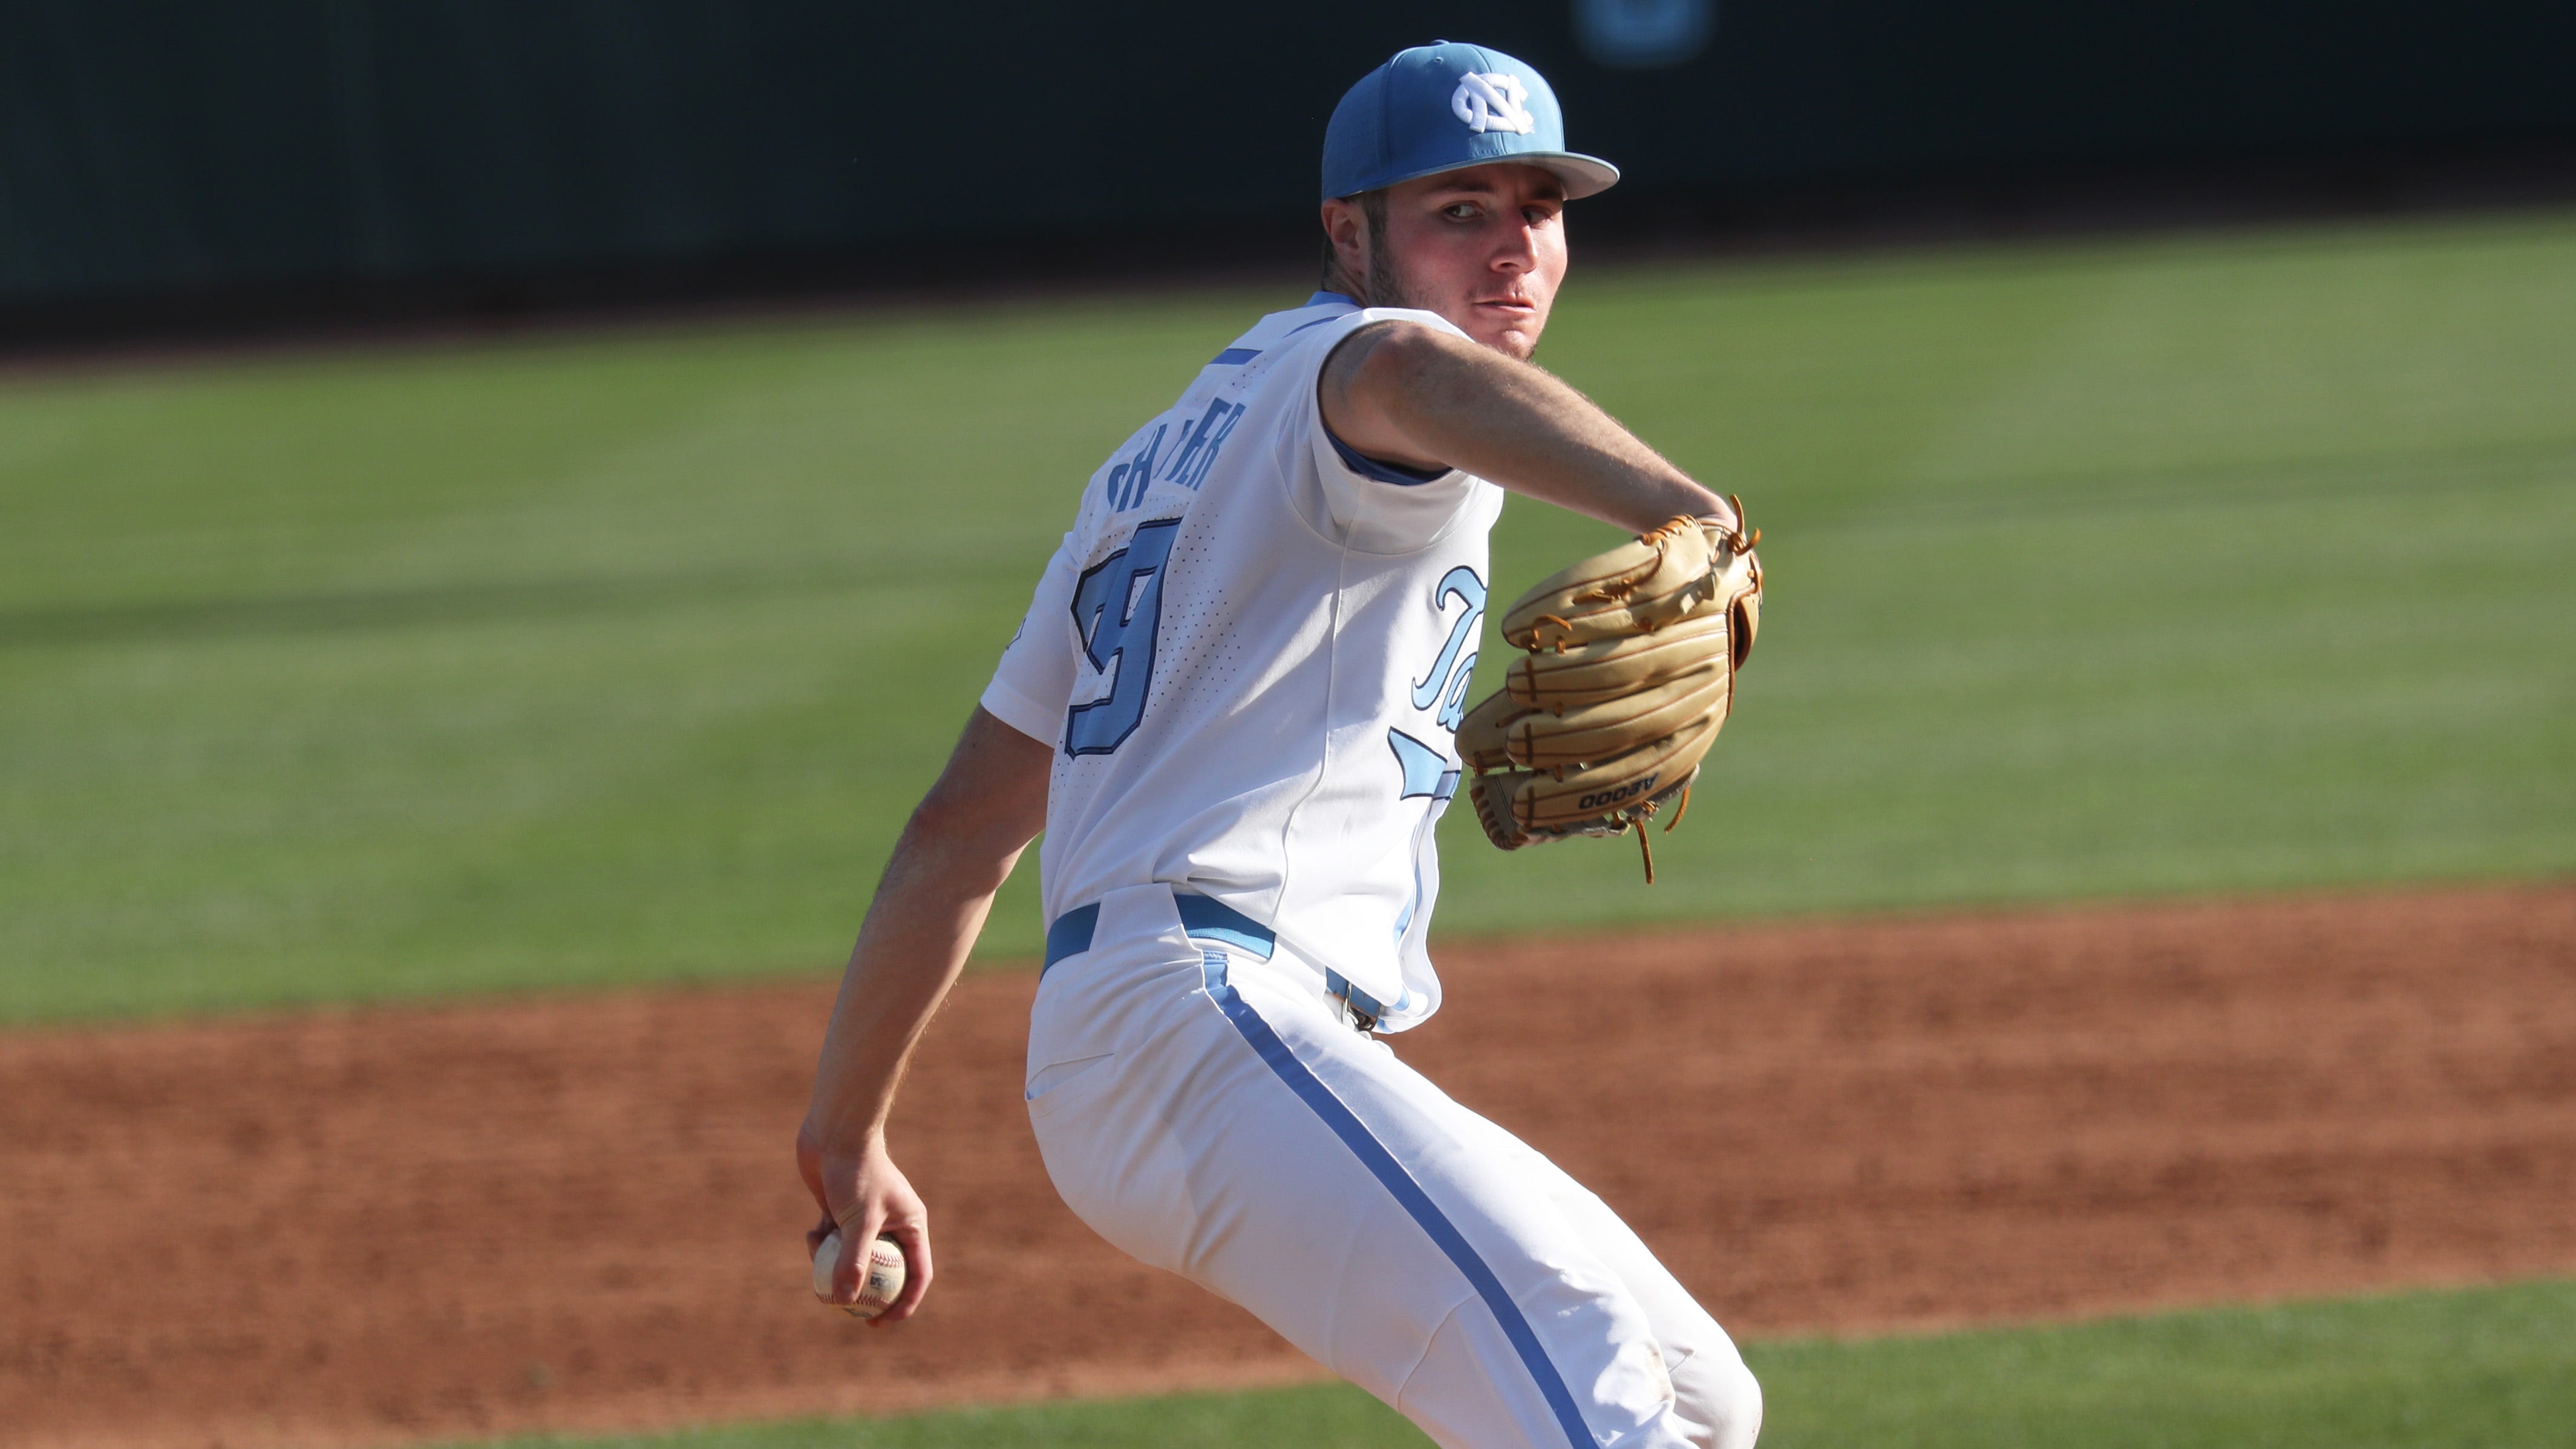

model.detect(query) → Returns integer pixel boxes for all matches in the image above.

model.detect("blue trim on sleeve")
[1303,291,1451,485]
[1209,347,1262,365]
[1197,951,1594,1449]
[1326,424,1451,486]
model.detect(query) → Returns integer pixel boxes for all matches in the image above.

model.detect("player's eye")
[1443,202,1480,221]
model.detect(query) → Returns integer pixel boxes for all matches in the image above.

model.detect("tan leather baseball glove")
[1457,508,1762,880]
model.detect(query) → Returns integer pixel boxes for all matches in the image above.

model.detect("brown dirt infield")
[5,883,2574,1449]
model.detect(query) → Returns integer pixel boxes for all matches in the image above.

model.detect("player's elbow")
[898,707,1051,862]
[898,790,966,849]
[901,782,1030,868]
[889,796,1016,898]
[903,774,1044,880]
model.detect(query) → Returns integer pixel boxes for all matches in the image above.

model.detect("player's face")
[1371,165,1568,359]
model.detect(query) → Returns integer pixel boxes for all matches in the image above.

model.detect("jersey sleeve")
[1286,307,1496,555]
[978,535,1080,746]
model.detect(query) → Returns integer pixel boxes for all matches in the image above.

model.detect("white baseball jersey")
[979,291,1504,1030]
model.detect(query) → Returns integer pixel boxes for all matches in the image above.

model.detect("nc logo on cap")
[1320,42,1619,201]
[1450,73,1535,136]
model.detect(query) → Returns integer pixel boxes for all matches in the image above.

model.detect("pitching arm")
[797,704,1051,1322]
[1317,319,1734,534]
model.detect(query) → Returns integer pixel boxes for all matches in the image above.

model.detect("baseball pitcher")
[801,41,1764,1449]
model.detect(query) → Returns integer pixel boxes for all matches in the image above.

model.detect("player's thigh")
[1032,961,1473,1362]
[1023,952,1212,1276]
[1172,963,1699,1448]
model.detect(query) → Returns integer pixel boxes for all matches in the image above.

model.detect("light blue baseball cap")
[1321,41,1619,203]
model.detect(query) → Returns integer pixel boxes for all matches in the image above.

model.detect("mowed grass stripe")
[440,1278,2576,1449]
[4,212,2574,1021]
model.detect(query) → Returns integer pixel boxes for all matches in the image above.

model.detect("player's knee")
[1673,1347,1762,1449]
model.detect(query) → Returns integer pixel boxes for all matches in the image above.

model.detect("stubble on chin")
[1364,250,1546,358]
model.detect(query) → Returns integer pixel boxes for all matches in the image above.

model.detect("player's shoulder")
[1211,300,1470,424]
[1062,295,1466,546]
[1257,295,1466,359]
[1222,293,1365,371]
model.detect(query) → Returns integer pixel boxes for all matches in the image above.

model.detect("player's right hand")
[797,1123,932,1324]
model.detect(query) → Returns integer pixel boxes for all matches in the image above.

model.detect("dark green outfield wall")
[6,1,2576,305]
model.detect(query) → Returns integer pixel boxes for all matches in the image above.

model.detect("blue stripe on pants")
[1197,950,1594,1449]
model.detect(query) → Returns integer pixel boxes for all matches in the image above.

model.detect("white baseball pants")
[1023,884,1761,1449]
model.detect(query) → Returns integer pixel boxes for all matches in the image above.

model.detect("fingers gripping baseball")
[797,1126,933,1324]
[812,1228,908,1320]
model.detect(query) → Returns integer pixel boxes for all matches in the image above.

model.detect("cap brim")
[1526,153,1620,200]
[1353,151,1621,202]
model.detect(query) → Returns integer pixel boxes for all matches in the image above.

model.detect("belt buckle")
[1324,972,1382,1034]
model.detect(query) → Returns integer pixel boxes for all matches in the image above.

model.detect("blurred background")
[3,4,2573,1448]
[11,0,2576,341]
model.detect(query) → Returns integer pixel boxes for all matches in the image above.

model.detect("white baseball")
[811,1229,906,1319]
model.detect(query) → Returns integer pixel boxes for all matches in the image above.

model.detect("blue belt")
[1042,889,1390,1031]
[1042,891,1275,972]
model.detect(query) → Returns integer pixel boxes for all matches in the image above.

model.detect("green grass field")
[449,1280,2576,1449]
[5,211,2574,1022]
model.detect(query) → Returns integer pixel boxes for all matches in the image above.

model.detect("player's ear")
[1321,198,1367,286]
